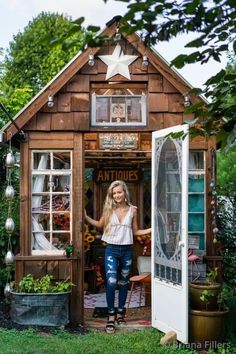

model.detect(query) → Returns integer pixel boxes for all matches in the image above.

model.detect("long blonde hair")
[103,180,131,235]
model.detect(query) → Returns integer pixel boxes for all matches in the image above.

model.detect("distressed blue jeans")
[105,244,133,316]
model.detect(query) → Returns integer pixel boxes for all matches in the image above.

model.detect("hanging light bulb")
[209,181,215,188]
[48,95,54,108]
[5,250,15,265]
[4,282,11,297]
[183,94,191,107]
[88,53,95,66]
[5,218,15,233]
[5,185,15,200]
[213,237,217,244]
[142,54,149,67]
[6,151,15,167]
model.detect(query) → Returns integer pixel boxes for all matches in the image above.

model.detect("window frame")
[31,150,73,255]
[188,150,206,253]
[91,94,147,127]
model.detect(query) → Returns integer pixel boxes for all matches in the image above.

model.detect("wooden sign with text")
[94,169,142,183]
[99,133,138,149]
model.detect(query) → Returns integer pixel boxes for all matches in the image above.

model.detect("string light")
[4,136,16,297]
[47,95,54,108]
[88,53,95,67]
[209,179,218,244]
[142,54,149,67]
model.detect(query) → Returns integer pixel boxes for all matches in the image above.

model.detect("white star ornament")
[98,44,138,80]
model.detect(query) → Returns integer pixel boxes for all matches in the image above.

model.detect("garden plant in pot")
[189,267,221,310]
[10,274,73,327]
[189,268,233,349]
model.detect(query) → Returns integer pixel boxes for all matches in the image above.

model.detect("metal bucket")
[10,291,70,326]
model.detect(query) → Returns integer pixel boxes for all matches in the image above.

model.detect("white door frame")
[151,124,189,343]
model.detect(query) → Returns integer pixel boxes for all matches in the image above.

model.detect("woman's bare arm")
[132,207,152,236]
[84,210,104,230]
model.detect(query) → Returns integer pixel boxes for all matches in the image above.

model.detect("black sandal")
[106,320,116,334]
[116,314,126,325]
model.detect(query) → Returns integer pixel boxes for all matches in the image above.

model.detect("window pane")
[167,193,181,212]
[167,173,181,193]
[111,102,126,123]
[96,97,109,123]
[32,232,51,249]
[32,175,50,193]
[53,152,71,170]
[33,153,50,170]
[189,151,204,170]
[188,214,204,232]
[127,97,142,122]
[52,233,70,249]
[189,194,204,212]
[52,194,70,212]
[188,175,204,192]
[51,175,71,192]
[32,213,50,231]
[52,213,70,231]
[32,195,50,212]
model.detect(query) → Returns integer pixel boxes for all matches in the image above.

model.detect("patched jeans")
[105,244,133,316]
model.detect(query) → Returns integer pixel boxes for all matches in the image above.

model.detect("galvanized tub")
[10,291,70,326]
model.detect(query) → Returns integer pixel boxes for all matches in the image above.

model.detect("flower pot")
[10,291,70,327]
[189,282,221,310]
[189,309,229,349]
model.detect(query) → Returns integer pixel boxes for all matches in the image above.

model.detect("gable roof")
[1,16,203,142]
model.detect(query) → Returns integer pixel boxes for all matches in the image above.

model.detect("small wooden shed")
[1,16,220,326]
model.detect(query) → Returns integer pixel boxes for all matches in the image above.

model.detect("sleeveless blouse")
[101,206,134,245]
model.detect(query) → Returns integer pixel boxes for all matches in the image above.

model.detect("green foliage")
[217,147,236,193]
[206,267,218,284]
[3,12,83,92]
[200,289,215,309]
[217,283,234,311]
[216,163,236,289]
[17,274,73,293]
[97,1,236,150]
[217,193,236,289]
[0,86,33,126]
[0,11,87,124]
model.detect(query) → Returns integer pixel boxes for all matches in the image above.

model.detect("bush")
[217,193,236,289]
[16,274,73,293]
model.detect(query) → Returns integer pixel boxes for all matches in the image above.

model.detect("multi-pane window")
[91,87,147,126]
[31,151,72,254]
[188,151,205,251]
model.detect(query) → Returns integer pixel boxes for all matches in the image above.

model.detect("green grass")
[0,327,235,354]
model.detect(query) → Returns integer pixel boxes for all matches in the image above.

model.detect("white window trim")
[188,150,206,254]
[31,150,73,255]
[91,94,147,126]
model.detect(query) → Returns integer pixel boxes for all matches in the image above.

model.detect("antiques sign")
[94,169,142,183]
[99,133,138,149]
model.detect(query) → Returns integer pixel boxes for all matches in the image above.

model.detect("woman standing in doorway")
[85,180,151,334]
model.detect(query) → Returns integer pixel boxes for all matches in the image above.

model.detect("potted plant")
[189,267,221,310]
[189,281,233,349]
[10,274,73,327]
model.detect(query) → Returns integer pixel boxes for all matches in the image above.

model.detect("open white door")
[151,124,189,343]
